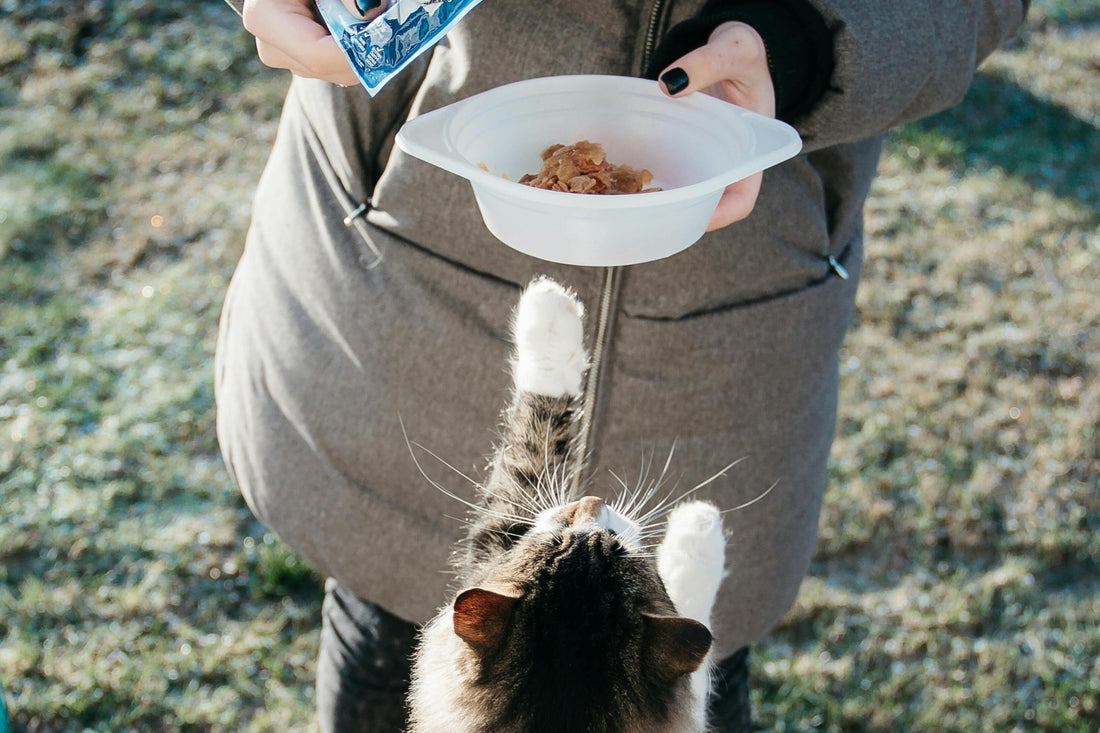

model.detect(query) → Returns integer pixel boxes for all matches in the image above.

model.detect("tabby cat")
[408,278,727,732]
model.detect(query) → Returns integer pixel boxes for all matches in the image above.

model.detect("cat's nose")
[570,496,606,527]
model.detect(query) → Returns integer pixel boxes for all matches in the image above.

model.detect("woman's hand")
[241,0,386,86]
[659,21,775,231]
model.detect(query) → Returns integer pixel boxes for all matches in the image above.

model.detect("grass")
[1,0,1097,730]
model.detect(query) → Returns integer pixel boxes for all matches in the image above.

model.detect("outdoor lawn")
[1,0,1096,730]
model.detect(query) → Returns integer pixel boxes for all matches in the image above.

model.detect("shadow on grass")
[0,152,109,262]
[892,71,1100,215]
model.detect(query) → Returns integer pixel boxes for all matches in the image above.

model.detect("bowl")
[395,75,802,266]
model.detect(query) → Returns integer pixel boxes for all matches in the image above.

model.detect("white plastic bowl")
[396,75,802,266]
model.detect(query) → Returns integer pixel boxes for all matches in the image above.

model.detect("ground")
[0,0,1097,730]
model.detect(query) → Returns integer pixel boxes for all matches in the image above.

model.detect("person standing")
[217,0,1029,728]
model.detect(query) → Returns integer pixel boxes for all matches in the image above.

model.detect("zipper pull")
[828,255,849,280]
[343,201,370,226]
[343,199,383,270]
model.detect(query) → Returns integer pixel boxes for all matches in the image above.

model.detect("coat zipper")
[570,0,670,498]
[571,266,620,498]
[642,0,671,69]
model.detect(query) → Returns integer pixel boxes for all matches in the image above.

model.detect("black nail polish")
[660,67,689,95]
[355,0,382,15]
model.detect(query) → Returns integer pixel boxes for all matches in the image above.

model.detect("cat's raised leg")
[657,501,727,728]
[461,279,588,569]
[493,276,587,500]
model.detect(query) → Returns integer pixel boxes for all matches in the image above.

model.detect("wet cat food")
[519,141,660,194]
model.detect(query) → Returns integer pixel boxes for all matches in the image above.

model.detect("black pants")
[316,580,752,732]
[316,579,419,732]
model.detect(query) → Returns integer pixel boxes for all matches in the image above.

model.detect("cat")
[408,277,727,733]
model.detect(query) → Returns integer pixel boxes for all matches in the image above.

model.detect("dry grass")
[1,1,1096,730]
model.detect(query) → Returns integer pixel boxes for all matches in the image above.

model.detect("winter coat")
[216,0,1028,653]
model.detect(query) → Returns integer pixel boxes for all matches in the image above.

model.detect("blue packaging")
[317,0,486,96]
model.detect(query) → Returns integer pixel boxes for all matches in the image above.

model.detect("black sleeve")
[645,0,834,123]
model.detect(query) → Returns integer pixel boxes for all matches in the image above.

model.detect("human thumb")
[657,21,775,117]
[657,43,724,99]
[341,0,387,21]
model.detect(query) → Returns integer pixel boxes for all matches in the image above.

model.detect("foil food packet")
[316,0,486,96]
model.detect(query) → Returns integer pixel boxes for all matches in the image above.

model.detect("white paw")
[657,501,726,625]
[513,278,587,397]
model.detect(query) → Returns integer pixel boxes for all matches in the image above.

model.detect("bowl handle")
[395,105,464,176]
[743,113,802,167]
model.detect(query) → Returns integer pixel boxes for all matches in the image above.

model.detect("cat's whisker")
[635,447,656,509]
[405,439,531,525]
[493,529,531,541]
[481,473,541,519]
[719,479,779,514]
[401,429,479,509]
[562,417,595,502]
[402,435,536,523]
[639,440,678,517]
[630,479,683,529]
[401,424,481,489]
[504,472,548,518]
[632,449,648,507]
[626,472,676,528]
[534,464,567,515]
[617,474,656,525]
[611,472,641,519]
[607,470,633,516]
[543,454,564,501]
[550,460,573,508]
[632,530,668,545]
[607,455,641,521]
[636,457,748,526]
[535,425,560,512]
[620,443,680,526]
[507,464,558,517]
[530,427,554,504]
[635,543,666,558]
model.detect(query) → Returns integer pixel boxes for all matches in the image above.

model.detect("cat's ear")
[642,613,713,679]
[452,585,522,653]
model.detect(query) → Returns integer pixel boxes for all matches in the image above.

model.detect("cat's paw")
[513,278,587,397]
[657,501,727,624]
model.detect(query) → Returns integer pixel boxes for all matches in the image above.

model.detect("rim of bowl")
[444,75,799,210]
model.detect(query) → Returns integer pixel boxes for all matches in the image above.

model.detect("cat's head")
[411,495,711,733]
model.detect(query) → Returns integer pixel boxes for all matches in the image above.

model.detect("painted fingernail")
[355,0,382,15]
[660,67,689,96]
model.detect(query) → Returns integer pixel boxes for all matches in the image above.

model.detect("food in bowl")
[518,141,661,194]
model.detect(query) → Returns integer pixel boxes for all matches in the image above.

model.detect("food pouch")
[316,0,485,96]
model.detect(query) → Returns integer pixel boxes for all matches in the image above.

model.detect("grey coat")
[216,0,1027,652]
